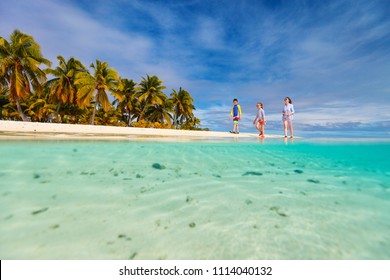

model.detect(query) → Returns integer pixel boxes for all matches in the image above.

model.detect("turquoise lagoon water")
[0,138,389,259]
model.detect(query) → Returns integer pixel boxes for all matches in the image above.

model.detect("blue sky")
[1,0,389,135]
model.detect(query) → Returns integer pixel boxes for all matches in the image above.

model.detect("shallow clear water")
[0,138,389,259]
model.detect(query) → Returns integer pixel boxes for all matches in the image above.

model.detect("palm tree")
[147,96,173,125]
[170,87,195,128]
[112,78,138,126]
[94,106,123,126]
[25,95,56,122]
[44,56,86,122]
[137,75,166,122]
[75,60,119,125]
[0,29,51,121]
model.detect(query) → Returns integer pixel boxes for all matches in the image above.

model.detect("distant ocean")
[295,130,390,139]
[218,127,390,139]
[0,137,389,259]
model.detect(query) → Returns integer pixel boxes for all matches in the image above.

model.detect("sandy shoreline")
[0,120,283,140]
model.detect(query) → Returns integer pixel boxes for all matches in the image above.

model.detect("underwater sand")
[0,139,389,259]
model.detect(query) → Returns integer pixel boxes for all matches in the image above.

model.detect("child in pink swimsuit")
[253,102,266,137]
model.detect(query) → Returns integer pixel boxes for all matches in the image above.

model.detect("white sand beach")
[0,120,282,140]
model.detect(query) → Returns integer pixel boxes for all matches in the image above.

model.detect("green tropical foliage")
[137,75,166,122]
[0,29,205,130]
[75,60,119,125]
[112,78,138,126]
[26,97,56,122]
[147,98,173,125]
[170,87,195,128]
[0,29,51,121]
[44,56,86,122]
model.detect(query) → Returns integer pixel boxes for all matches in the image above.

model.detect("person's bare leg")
[256,122,261,134]
[283,121,288,137]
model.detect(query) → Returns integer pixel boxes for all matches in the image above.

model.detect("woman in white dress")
[282,97,294,138]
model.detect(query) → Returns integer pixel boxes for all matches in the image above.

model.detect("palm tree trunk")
[15,96,28,121]
[90,104,96,125]
[56,100,62,123]
[139,107,146,122]
[173,114,177,129]
[128,113,133,126]
[175,107,181,129]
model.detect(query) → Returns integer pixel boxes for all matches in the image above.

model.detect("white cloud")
[193,17,226,50]
[0,0,153,73]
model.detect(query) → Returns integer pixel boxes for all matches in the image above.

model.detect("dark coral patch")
[242,171,263,176]
[307,179,320,184]
[245,199,253,205]
[129,252,137,259]
[32,207,48,215]
[270,206,288,217]
[152,163,166,170]
[118,234,132,241]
